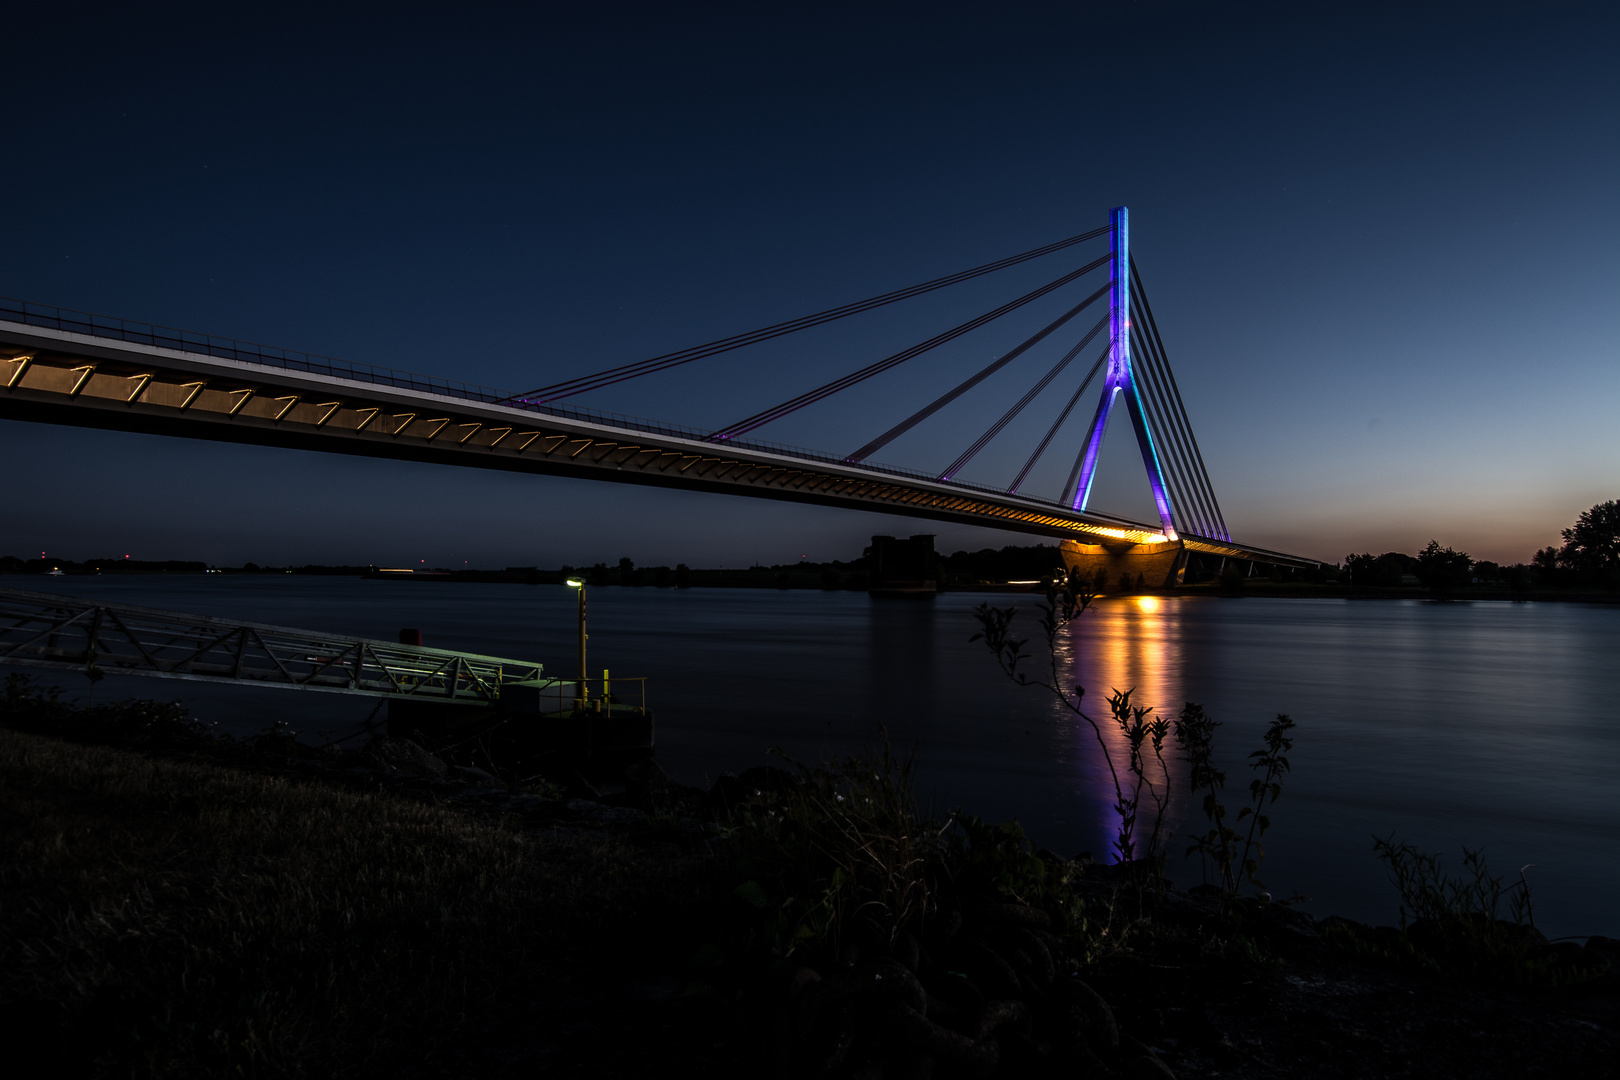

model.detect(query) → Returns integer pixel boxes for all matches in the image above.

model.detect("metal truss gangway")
[0,586,550,702]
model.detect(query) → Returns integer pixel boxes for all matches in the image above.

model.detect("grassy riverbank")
[4,687,1618,1078]
[0,724,714,1078]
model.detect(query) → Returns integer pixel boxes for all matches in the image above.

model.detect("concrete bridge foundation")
[1059,538,1187,592]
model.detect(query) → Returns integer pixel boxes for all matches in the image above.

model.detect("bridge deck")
[0,306,1316,568]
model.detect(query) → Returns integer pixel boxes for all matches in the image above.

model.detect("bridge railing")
[0,295,1109,514]
[0,586,545,701]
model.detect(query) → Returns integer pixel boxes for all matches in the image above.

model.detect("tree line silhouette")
[1344,500,1619,596]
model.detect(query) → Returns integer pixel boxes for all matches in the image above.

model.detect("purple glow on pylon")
[1069,207,1131,511]
[1070,385,1118,511]
[1063,206,1179,540]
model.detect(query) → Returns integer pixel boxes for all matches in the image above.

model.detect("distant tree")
[1415,540,1472,598]
[1472,560,1500,582]
[1344,551,1411,588]
[674,563,691,588]
[1558,500,1620,588]
[1532,546,1563,588]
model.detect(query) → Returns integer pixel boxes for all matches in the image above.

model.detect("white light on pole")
[564,577,587,708]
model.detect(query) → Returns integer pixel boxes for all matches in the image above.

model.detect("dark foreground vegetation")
[3,676,1618,1079]
[0,680,716,1079]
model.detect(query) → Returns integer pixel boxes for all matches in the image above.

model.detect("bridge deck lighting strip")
[175,380,206,409]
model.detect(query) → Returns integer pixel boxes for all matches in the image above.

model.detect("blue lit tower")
[1063,206,1179,540]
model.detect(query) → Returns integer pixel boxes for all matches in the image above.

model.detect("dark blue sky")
[3,2,1614,567]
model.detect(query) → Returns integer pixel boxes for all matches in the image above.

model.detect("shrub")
[1369,835,1557,979]
[1415,540,1472,598]
[721,740,933,961]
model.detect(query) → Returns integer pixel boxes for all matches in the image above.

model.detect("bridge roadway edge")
[0,319,1319,568]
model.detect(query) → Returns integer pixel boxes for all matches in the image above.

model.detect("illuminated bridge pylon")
[1064,206,1229,544]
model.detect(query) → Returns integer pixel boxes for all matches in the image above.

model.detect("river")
[15,575,1619,939]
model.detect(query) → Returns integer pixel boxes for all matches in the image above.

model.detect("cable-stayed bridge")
[0,207,1316,575]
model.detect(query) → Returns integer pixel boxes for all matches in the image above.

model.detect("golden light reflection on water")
[1053,595,1186,857]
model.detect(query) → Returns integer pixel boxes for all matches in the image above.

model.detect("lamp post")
[565,576,587,710]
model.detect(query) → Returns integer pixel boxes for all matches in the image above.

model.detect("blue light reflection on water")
[16,576,1620,938]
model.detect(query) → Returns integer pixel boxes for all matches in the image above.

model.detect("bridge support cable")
[1129,323,1219,537]
[1006,349,1108,494]
[1100,319,1194,524]
[1137,307,1228,542]
[1123,322,1215,537]
[709,254,1112,442]
[504,226,1111,405]
[844,285,1109,464]
[1129,259,1229,539]
[1124,278,1220,533]
[1133,317,1224,539]
[937,314,1109,480]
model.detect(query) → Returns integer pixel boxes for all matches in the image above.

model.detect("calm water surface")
[19,577,1620,938]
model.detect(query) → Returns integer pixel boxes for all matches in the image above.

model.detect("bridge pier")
[1059,538,1187,592]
